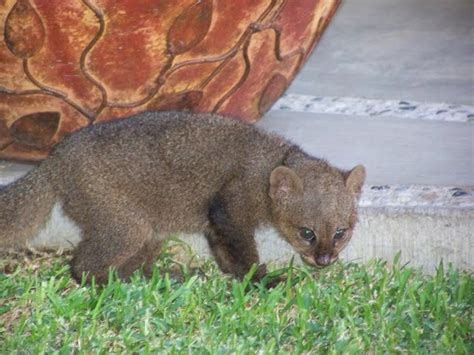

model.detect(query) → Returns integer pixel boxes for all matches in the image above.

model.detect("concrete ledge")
[176,207,473,274]
[344,206,473,273]
[179,187,474,274]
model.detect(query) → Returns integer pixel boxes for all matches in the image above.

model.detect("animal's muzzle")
[315,253,332,267]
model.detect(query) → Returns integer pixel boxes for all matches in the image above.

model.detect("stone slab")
[258,111,473,187]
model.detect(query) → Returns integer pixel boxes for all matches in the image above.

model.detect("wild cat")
[0,111,365,284]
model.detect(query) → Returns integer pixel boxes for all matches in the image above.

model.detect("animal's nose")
[315,254,331,266]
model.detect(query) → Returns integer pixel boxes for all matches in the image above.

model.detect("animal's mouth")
[301,254,338,268]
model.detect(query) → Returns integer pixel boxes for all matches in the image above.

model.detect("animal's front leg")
[206,195,263,281]
[205,229,266,281]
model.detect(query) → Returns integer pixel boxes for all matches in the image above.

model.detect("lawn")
[1,248,472,354]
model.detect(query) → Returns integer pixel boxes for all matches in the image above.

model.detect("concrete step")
[178,185,474,274]
[242,0,473,272]
[347,185,473,272]
[255,100,472,273]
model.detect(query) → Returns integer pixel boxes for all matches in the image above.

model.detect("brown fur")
[0,111,365,284]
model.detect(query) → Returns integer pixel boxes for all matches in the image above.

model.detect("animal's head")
[269,157,366,267]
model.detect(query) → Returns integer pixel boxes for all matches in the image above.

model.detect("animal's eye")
[334,228,346,240]
[299,227,315,241]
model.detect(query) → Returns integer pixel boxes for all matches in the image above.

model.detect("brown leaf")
[4,0,46,58]
[167,0,213,55]
[10,112,60,148]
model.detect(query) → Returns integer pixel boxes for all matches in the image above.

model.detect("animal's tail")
[0,164,57,249]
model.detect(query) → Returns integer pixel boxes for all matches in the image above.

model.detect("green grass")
[1,250,472,354]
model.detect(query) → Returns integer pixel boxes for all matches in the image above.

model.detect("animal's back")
[48,111,287,233]
[54,111,266,178]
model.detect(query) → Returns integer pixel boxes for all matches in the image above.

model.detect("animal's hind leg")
[70,210,159,284]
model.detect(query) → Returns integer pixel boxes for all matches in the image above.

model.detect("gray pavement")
[289,0,474,105]
[258,111,473,186]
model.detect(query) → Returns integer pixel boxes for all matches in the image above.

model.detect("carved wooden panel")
[0,0,340,161]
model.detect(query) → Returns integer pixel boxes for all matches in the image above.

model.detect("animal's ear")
[269,166,303,203]
[343,165,366,197]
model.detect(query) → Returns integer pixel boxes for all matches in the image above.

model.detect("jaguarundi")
[0,111,366,285]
